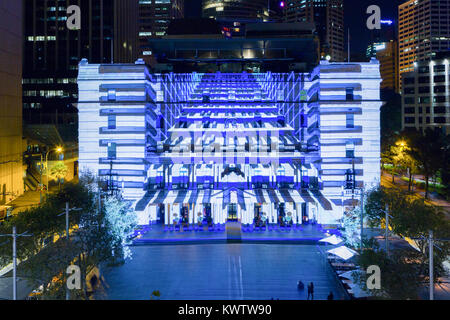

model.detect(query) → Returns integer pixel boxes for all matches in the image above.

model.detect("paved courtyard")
[96,244,347,300]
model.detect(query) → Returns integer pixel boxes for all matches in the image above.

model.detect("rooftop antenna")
[347,28,350,62]
[111,38,114,64]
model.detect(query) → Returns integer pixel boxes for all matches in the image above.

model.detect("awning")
[319,235,344,245]
[266,189,281,203]
[327,246,358,261]
[299,189,316,203]
[288,189,304,203]
[135,190,158,211]
[254,189,266,204]
[310,190,333,210]
[279,189,294,203]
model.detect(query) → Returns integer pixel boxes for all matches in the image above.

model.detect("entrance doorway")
[227,204,238,221]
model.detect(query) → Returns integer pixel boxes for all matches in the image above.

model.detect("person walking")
[307,282,314,300]
[327,291,334,300]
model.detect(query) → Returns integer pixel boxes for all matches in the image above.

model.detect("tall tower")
[202,0,268,21]
[23,0,139,125]
[284,0,345,62]
[0,0,24,203]
[139,0,184,60]
[398,0,450,91]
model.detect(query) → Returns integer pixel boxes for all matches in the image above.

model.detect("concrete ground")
[95,244,348,300]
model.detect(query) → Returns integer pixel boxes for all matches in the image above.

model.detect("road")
[381,172,450,220]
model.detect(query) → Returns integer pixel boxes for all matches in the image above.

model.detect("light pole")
[57,202,82,300]
[44,146,64,195]
[379,205,393,256]
[0,227,32,300]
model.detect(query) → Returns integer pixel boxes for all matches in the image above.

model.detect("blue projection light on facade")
[77,58,381,229]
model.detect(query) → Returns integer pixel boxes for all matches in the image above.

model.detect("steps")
[226,221,242,243]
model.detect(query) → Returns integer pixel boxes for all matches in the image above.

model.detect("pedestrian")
[307,282,314,300]
[327,291,334,300]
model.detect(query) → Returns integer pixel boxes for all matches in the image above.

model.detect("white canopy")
[319,234,344,245]
[327,246,358,261]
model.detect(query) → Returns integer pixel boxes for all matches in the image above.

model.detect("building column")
[189,203,194,225]
[164,204,169,226]
[213,204,219,224]
[150,205,157,223]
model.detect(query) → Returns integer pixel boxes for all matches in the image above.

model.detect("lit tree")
[50,161,68,190]
[341,207,361,249]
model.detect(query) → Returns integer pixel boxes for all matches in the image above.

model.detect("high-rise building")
[0,1,24,204]
[376,40,399,93]
[402,52,450,134]
[138,0,184,60]
[23,0,139,126]
[284,0,345,62]
[202,0,268,21]
[398,0,450,91]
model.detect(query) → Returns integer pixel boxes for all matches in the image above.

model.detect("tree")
[407,128,445,199]
[354,246,424,299]
[341,207,361,249]
[50,162,68,190]
[364,187,450,293]
[0,171,137,300]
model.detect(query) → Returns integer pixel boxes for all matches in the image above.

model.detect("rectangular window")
[434,75,446,82]
[404,77,415,84]
[434,86,446,93]
[346,88,354,101]
[404,117,415,124]
[404,97,415,104]
[346,142,355,158]
[418,86,430,94]
[418,76,430,84]
[434,107,446,114]
[107,143,117,159]
[346,113,355,128]
[418,66,429,73]
[434,96,446,103]
[433,65,445,72]
[108,115,116,129]
[404,87,415,94]
[107,89,116,101]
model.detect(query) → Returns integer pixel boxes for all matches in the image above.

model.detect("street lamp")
[42,146,64,195]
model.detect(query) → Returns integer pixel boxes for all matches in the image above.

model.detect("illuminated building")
[23,0,139,125]
[283,0,345,62]
[202,0,269,21]
[402,52,450,134]
[78,58,381,228]
[376,41,399,93]
[0,1,24,204]
[398,0,450,91]
[139,0,184,61]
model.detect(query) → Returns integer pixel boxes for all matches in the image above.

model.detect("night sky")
[185,0,404,55]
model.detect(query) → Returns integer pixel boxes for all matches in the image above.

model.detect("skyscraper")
[284,0,345,62]
[138,0,184,60]
[23,0,139,125]
[398,0,450,91]
[0,1,24,204]
[202,0,268,21]
[402,52,450,134]
[376,40,399,93]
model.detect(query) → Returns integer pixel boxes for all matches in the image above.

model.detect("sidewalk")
[7,190,41,215]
